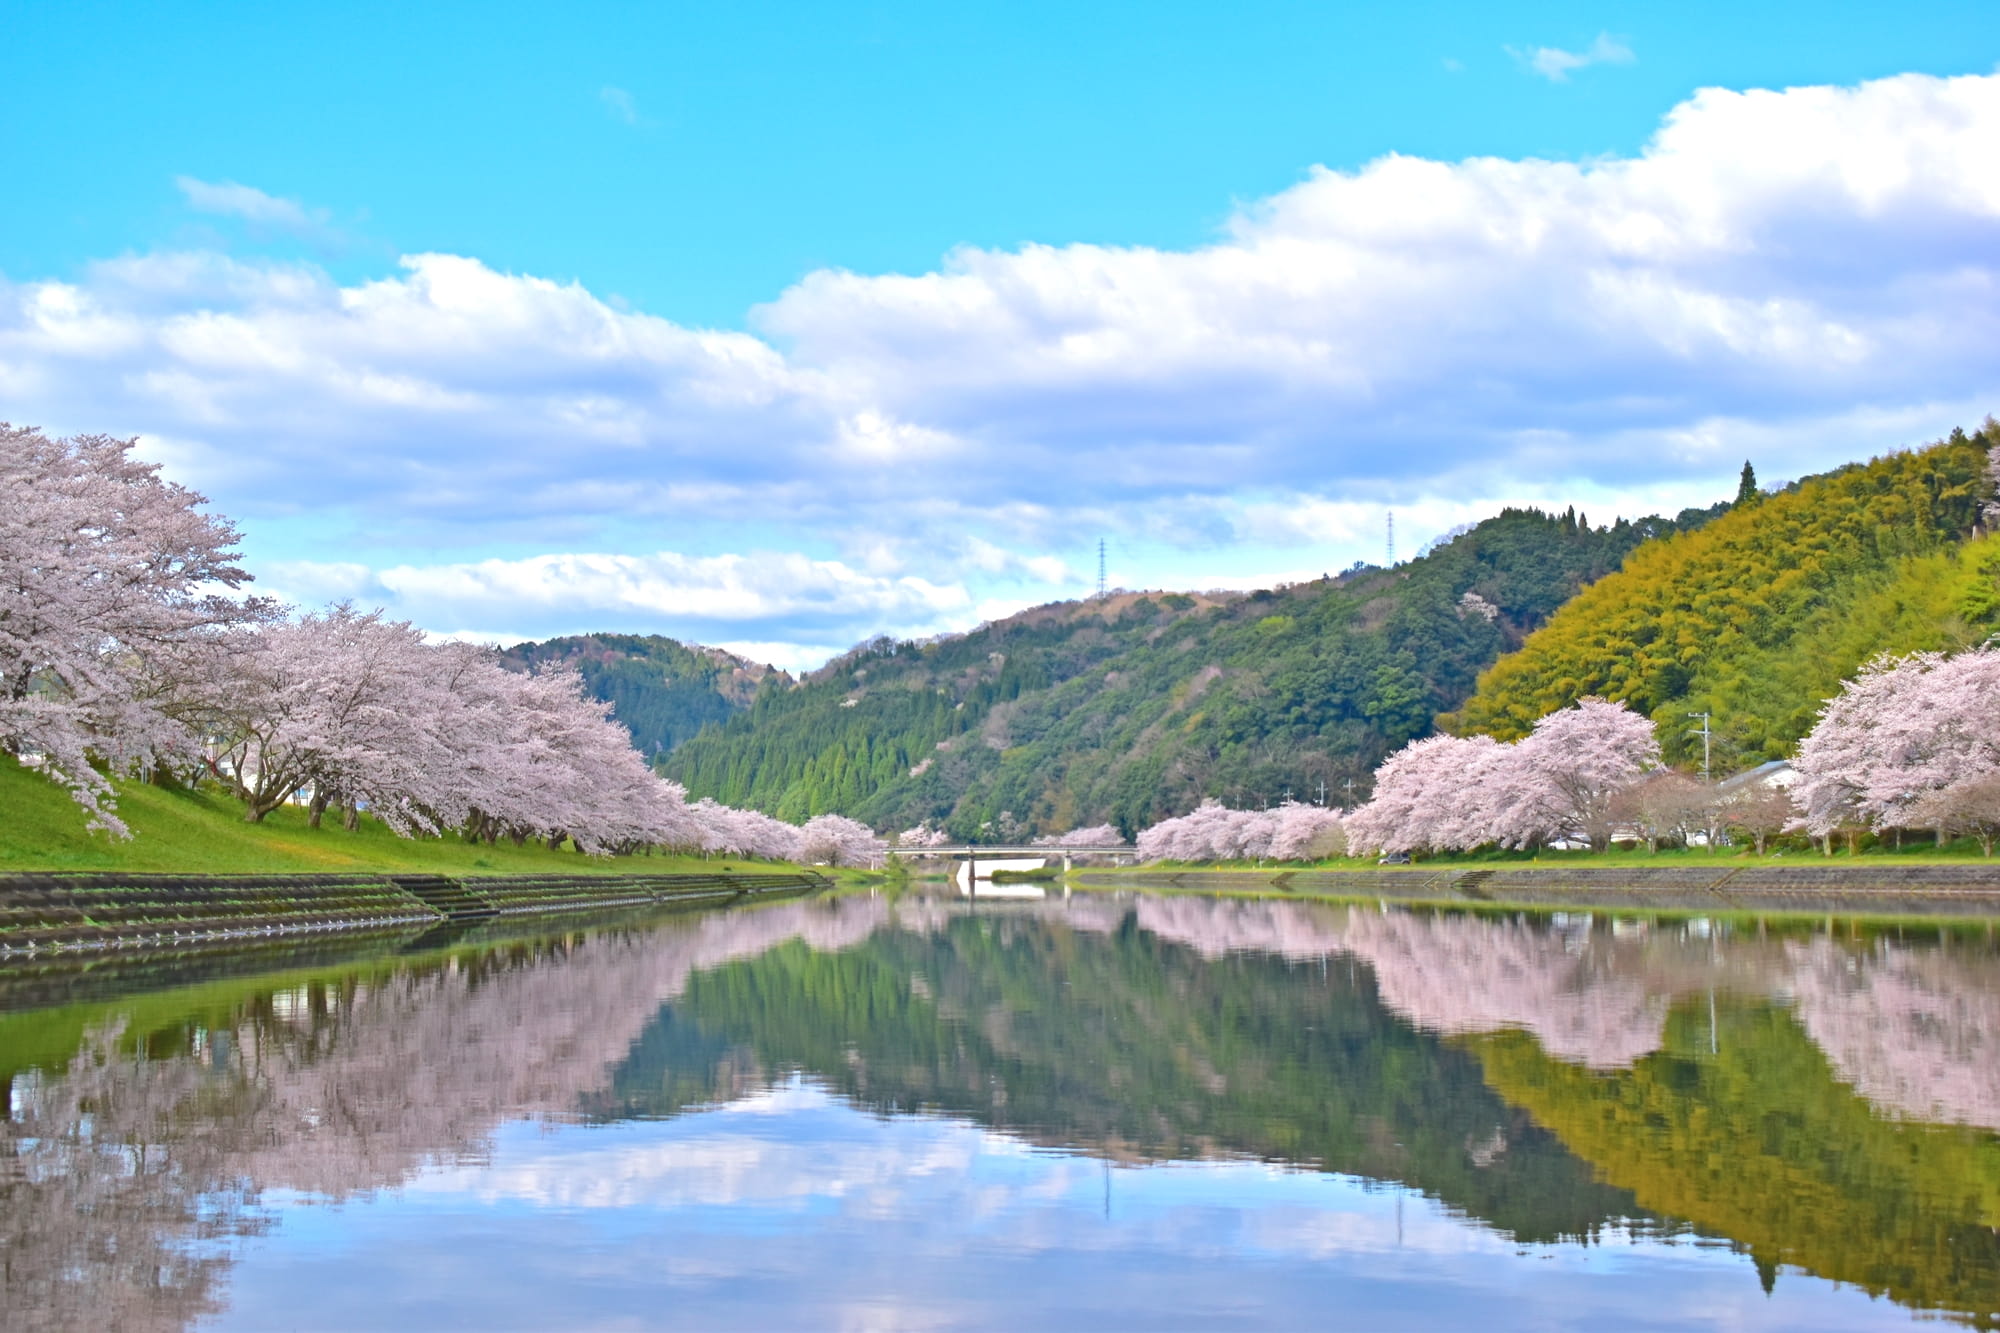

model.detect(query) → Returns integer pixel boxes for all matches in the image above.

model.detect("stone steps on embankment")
[0,869,834,954]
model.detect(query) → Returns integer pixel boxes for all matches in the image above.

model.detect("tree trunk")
[343,801,360,832]
[307,789,330,830]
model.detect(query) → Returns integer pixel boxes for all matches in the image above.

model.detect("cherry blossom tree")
[691,799,807,861]
[195,606,440,826]
[896,823,953,849]
[1720,782,1798,855]
[1,424,273,833]
[1134,803,1341,862]
[799,813,887,867]
[1344,735,1508,855]
[1502,697,1662,850]
[1034,823,1125,847]
[1795,647,2000,852]
[1136,800,1235,861]
[1611,772,1714,852]
[1346,699,1657,854]
[1265,802,1346,860]
[1909,774,2000,857]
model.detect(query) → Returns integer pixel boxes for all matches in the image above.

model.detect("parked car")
[1377,851,1412,865]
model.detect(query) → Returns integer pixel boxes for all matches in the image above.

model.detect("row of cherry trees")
[2,425,889,864]
[1134,800,1346,862]
[1344,697,1661,854]
[1135,649,2000,861]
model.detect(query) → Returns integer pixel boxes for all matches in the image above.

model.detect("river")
[5,889,1999,1330]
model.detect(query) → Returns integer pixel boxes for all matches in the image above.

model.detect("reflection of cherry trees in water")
[12,890,2000,1331]
[1787,937,2000,1131]
[1131,895,2000,1123]
[0,897,887,1333]
[2,1025,273,1333]
[1135,897,1667,1067]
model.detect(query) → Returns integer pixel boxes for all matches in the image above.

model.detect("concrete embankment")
[1091,864,2000,917]
[0,870,832,955]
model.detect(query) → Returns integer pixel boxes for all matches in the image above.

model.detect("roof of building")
[1715,759,1793,793]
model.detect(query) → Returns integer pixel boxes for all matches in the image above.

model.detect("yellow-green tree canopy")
[1444,424,2000,764]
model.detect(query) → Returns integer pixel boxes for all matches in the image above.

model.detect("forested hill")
[497,634,789,758]
[1447,423,2000,769]
[664,501,1725,837]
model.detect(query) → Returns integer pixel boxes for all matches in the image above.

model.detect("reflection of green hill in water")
[599,912,1649,1245]
[1470,1000,2000,1326]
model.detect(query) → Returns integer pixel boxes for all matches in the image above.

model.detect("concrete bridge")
[887,844,1140,878]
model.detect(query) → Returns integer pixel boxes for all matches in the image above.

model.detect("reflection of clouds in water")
[426,1098,982,1211]
[410,1086,1527,1262]
[208,1087,1903,1333]
[0,896,892,1333]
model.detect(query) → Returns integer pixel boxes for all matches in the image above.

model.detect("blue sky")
[5,2,1999,666]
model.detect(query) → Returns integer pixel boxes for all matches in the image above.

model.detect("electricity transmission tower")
[1096,538,1107,599]
[1385,512,1395,566]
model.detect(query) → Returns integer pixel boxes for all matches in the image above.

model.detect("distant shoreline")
[1078,863,2000,918]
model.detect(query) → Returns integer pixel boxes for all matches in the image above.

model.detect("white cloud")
[1507,32,1635,82]
[599,85,644,126]
[174,176,347,249]
[7,70,1998,650]
[258,549,990,664]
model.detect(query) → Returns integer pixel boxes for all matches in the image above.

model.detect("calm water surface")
[6,890,2000,1330]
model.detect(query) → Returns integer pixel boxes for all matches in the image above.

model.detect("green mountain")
[1447,423,2000,767]
[664,502,1725,835]
[497,633,789,759]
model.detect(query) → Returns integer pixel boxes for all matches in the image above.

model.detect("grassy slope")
[0,757,748,875]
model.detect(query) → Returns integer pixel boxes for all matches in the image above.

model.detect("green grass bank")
[0,758,784,876]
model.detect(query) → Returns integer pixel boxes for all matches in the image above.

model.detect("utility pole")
[1341,777,1357,809]
[1687,711,1714,782]
[1316,778,1328,807]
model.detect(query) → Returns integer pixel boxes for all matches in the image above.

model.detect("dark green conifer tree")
[1735,460,1759,506]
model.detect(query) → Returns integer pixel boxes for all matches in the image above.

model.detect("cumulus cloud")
[7,70,1998,649]
[1506,33,1635,82]
[257,549,993,665]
